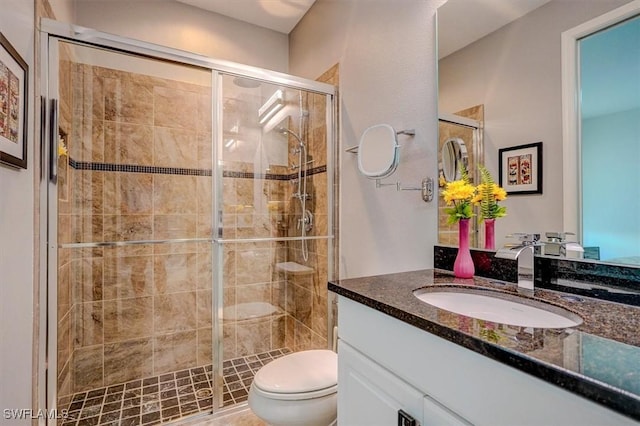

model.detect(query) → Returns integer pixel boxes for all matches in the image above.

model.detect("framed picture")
[0,32,28,169]
[498,142,542,195]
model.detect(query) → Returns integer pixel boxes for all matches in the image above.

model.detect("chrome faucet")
[495,233,541,296]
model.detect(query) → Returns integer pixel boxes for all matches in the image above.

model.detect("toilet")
[248,349,337,426]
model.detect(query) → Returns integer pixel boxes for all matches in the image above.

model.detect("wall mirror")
[437,0,640,267]
[357,123,399,179]
[441,137,468,181]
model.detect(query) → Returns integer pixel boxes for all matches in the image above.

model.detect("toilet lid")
[253,350,337,395]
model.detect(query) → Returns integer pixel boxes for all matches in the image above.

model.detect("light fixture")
[258,89,284,125]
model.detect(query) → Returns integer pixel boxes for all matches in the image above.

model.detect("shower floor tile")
[59,348,291,426]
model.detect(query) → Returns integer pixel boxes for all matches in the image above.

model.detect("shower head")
[277,127,305,147]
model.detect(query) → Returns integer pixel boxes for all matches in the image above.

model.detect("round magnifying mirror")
[441,137,468,181]
[357,124,399,179]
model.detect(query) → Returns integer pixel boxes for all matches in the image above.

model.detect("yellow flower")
[58,140,68,157]
[441,178,476,223]
[493,186,507,201]
[473,183,507,202]
[442,180,476,205]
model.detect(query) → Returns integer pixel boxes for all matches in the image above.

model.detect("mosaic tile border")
[69,159,210,176]
[225,165,327,181]
[58,348,291,426]
[69,159,327,181]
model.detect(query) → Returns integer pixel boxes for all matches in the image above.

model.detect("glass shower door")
[214,73,334,407]
[50,39,216,424]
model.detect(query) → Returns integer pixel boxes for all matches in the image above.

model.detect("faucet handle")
[545,231,575,242]
[506,233,541,244]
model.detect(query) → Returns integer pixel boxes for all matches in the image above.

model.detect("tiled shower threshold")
[59,348,291,426]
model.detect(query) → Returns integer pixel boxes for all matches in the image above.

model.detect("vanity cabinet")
[337,296,636,426]
[339,340,470,425]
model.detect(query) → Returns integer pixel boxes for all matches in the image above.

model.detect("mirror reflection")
[437,108,483,247]
[441,137,468,182]
[437,0,640,267]
[579,14,640,265]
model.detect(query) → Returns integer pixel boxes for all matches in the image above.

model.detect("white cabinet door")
[338,340,424,426]
[422,395,472,426]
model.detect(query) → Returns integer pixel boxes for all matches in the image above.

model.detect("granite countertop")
[328,269,640,421]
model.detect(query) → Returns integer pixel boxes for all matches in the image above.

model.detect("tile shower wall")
[57,60,213,397]
[281,65,337,352]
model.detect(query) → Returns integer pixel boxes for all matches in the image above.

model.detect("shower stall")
[41,20,336,425]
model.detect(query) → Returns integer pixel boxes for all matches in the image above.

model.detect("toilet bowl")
[248,349,337,426]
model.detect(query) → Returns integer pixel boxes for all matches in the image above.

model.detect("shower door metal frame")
[39,18,337,423]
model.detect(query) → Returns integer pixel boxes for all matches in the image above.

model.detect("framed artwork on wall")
[0,32,28,169]
[498,142,542,195]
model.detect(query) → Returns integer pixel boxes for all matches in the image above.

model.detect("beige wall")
[0,0,35,419]
[290,0,441,278]
[438,0,631,247]
[48,0,75,24]
[72,0,289,73]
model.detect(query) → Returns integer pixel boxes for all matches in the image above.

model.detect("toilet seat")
[251,382,337,401]
[252,350,337,401]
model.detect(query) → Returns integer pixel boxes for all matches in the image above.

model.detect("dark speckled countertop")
[329,269,640,421]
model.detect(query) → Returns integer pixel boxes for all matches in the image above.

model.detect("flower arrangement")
[473,165,507,221]
[441,166,477,224]
[58,137,68,157]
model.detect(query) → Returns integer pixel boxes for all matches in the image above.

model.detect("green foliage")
[445,203,474,225]
[460,162,470,184]
[477,164,507,221]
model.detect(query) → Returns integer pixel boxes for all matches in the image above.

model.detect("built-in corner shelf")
[275,261,315,276]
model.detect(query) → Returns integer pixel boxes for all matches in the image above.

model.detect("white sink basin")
[413,287,583,329]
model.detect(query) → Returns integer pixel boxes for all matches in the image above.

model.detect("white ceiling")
[438,0,552,59]
[177,0,547,47]
[176,0,316,34]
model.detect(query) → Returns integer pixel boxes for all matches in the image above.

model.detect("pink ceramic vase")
[454,218,475,278]
[484,219,496,251]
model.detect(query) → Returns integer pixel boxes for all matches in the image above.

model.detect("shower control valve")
[297,210,314,232]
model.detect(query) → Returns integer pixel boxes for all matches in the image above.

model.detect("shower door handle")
[39,96,46,180]
[49,98,58,183]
